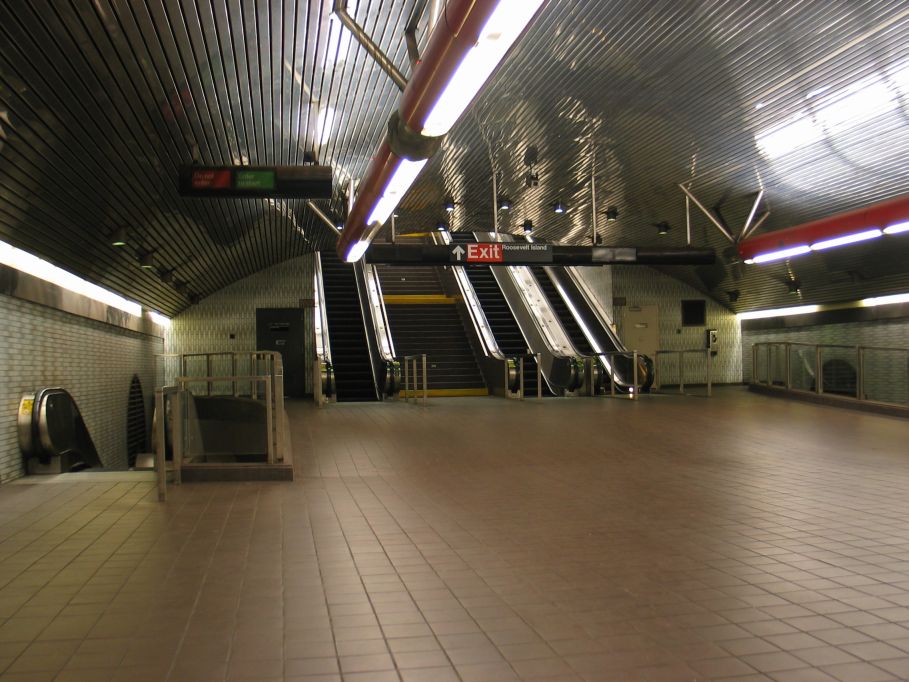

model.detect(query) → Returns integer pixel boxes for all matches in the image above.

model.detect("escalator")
[318,250,379,402]
[376,265,486,395]
[529,262,653,391]
[449,232,552,396]
[18,388,103,474]
[530,266,594,356]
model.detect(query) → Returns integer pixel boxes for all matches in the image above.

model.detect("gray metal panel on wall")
[1,0,908,318]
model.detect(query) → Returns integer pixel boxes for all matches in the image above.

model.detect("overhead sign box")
[178,165,332,198]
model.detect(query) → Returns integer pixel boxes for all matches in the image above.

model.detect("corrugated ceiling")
[1,0,908,315]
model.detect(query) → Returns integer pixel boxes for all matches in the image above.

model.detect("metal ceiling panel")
[0,0,908,316]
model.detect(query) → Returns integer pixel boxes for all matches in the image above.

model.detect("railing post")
[154,388,167,502]
[519,357,525,400]
[654,352,661,392]
[610,355,616,397]
[857,346,864,400]
[751,344,756,385]
[422,354,428,406]
[536,353,543,400]
[632,351,639,401]
[766,345,771,387]
[679,351,685,394]
[785,343,792,390]
[264,375,275,464]
[403,357,409,402]
[706,349,712,397]
[816,345,823,394]
[232,355,238,397]
[172,390,183,485]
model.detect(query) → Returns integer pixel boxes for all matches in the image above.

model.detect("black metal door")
[256,308,306,398]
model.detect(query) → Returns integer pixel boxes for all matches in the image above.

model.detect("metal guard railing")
[751,342,909,409]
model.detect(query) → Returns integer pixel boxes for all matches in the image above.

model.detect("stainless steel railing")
[751,342,909,408]
[153,385,184,501]
[155,351,287,464]
[402,354,428,405]
[600,351,641,400]
[653,349,713,397]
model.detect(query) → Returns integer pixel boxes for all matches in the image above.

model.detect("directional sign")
[366,243,715,266]
[179,165,332,198]
[450,242,553,263]
[466,243,503,262]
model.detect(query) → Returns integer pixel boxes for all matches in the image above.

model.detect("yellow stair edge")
[401,388,489,397]
[383,294,460,305]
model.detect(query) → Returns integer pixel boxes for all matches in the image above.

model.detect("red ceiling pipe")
[336,0,505,261]
[738,194,909,261]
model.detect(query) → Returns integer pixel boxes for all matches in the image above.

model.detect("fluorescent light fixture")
[366,158,428,226]
[148,311,171,328]
[883,221,909,235]
[860,292,909,307]
[737,305,819,320]
[810,228,881,251]
[343,239,371,263]
[750,245,811,263]
[420,0,545,137]
[0,239,142,316]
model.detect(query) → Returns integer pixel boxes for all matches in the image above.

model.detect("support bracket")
[678,184,736,243]
[334,0,407,91]
[404,0,430,69]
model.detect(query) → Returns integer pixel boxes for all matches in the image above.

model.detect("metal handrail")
[653,349,713,397]
[402,354,428,406]
[509,353,543,400]
[153,386,184,501]
[751,341,909,408]
[599,351,640,400]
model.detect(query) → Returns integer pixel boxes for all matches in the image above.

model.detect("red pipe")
[738,194,909,261]
[336,0,504,260]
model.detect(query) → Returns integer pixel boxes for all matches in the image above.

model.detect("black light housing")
[655,221,670,235]
[443,197,456,212]
[553,201,566,214]
[159,269,174,284]
[110,227,129,247]
[727,289,740,303]
[139,251,155,269]
[523,219,533,234]
[436,221,448,232]
[498,197,512,211]
[787,279,801,294]
[605,206,619,222]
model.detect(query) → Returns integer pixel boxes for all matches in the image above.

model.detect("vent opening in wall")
[127,375,146,468]
[681,300,706,327]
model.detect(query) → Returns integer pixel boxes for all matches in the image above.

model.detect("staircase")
[376,265,487,395]
[319,251,378,402]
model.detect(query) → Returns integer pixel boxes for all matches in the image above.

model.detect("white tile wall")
[0,294,162,482]
[611,266,743,383]
[166,255,315,390]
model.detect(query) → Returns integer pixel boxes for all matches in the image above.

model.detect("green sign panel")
[235,169,276,191]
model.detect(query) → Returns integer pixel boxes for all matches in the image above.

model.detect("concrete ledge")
[749,383,909,419]
[180,463,294,482]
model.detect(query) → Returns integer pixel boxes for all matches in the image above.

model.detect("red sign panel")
[466,243,503,262]
[190,169,232,190]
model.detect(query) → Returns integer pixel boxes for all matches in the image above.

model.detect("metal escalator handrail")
[314,252,332,365]
[434,230,504,360]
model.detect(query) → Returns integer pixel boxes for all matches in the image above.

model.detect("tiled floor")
[1,388,909,681]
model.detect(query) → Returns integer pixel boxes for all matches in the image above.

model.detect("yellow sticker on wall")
[19,398,33,417]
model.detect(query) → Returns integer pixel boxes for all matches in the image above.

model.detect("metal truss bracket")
[405,0,430,69]
[334,0,407,91]
[679,184,772,244]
